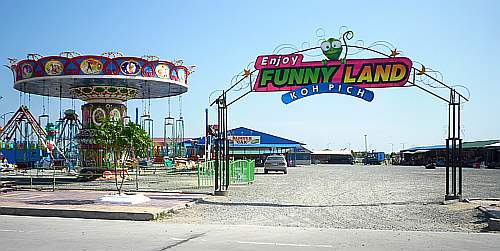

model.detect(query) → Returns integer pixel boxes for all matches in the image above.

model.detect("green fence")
[197,160,255,188]
[197,161,215,187]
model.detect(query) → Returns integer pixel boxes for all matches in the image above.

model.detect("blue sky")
[0,0,499,152]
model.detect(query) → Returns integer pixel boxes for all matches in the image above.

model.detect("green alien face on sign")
[321,38,343,60]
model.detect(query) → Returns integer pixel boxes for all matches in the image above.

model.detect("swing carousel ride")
[1,52,193,170]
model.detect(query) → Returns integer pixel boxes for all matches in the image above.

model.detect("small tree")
[92,119,152,194]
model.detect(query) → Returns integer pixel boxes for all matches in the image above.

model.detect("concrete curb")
[0,206,155,221]
[0,189,209,221]
[0,196,205,221]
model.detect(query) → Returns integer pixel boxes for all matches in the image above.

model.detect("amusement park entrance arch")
[208,29,469,201]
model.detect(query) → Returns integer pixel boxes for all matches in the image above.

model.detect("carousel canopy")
[8,53,194,100]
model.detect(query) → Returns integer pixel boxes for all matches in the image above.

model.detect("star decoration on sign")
[416,65,426,75]
[390,48,401,57]
[243,69,252,78]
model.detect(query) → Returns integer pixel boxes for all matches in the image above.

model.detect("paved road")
[0,215,498,251]
[167,165,500,232]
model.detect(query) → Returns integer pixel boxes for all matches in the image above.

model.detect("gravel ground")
[165,165,500,232]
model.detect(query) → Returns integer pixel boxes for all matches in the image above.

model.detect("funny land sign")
[252,53,413,104]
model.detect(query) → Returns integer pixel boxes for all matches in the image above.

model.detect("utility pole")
[364,135,368,164]
[364,135,368,153]
[390,143,394,165]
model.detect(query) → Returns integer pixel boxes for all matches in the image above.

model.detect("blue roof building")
[227,127,304,153]
[198,127,311,166]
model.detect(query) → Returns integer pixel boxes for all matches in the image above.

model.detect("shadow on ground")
[197,199,442,208]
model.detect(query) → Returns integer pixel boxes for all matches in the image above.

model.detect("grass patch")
[155,209,177,221]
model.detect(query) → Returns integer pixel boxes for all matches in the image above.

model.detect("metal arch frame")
[209,42,468,200]
[342,44,467,200]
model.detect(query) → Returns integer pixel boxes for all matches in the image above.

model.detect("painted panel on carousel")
[36,57,70,77]
[109,109,121,121]
[155,63,171,79]
[104,60,119,75]
[142,63,154,77]
[34,62,44,77]
[20,63,34,79]
[92,108,106,126]
[120,60,141,76]
[44,60,64,75]
[80,58,104,74]
[65,60,80,75]
[177,68,187,84]
[82,108,91,125]
[170,68,179,82]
